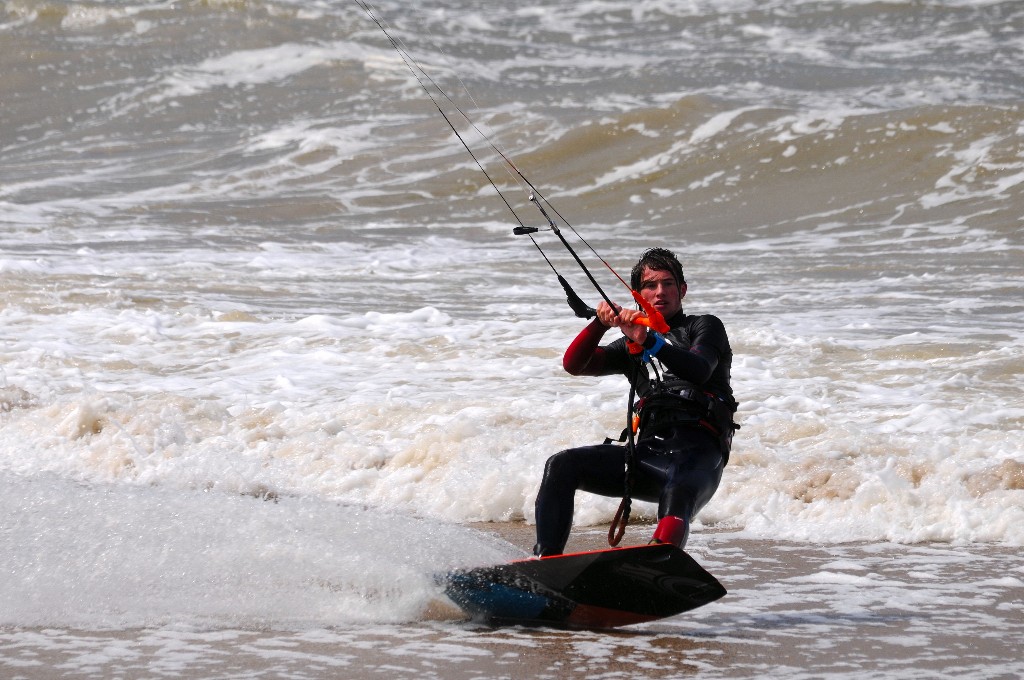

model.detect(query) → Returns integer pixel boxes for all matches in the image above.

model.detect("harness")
[606,387,738,448]
[636,388,738,445]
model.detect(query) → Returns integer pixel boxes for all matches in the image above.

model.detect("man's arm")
[649,316,727,385]
[563,317,611,375]
[563,300,633,375]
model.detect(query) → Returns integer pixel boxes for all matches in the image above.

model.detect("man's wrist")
[641,332,666,362]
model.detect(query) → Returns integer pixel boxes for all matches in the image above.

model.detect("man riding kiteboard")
[533,247,738,556]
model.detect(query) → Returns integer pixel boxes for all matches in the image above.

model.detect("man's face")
[637,266,686,318]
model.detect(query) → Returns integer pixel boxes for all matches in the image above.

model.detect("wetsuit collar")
[666,309,687,328]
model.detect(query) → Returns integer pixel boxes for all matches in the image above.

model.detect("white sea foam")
[2,234,1020,545]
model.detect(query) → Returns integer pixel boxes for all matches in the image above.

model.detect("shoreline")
[3,523,1022,679]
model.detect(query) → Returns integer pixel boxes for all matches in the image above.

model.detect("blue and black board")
[442,543,725,629]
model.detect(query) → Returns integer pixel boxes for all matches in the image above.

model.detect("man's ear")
[680,283,688,299]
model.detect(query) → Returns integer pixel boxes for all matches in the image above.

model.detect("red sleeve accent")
[563,319,610,375]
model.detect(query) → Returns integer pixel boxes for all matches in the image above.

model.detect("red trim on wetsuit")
[563,318,611,375]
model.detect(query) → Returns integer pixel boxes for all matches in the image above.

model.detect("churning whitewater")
[2,3,1022,667]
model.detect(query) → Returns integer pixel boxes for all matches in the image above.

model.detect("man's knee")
[540,448,580,486]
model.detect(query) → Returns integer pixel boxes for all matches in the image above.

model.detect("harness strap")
[608,361,640,547]
[608,497,630,546]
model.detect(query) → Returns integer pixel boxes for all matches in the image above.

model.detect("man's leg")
[533,443,628,556]
[642,428,725,549]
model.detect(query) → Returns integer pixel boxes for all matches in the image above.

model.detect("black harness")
[635,387,739,451]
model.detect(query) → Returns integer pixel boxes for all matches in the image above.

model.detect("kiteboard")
[441,543,725,629]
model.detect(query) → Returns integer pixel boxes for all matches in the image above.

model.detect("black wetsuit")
[533,310,736,556]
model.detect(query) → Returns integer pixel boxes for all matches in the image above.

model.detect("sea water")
[1,0,1022,676]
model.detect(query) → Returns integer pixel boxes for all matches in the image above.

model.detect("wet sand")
[2,523,1022,679]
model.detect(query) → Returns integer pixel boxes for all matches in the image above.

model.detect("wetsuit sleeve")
[562,318,613,375]
[655,315,728,385]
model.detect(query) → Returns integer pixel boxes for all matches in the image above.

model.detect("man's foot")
[650,515,689,548]
[533,543,561,558]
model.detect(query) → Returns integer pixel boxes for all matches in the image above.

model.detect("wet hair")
[629,247,686,290]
